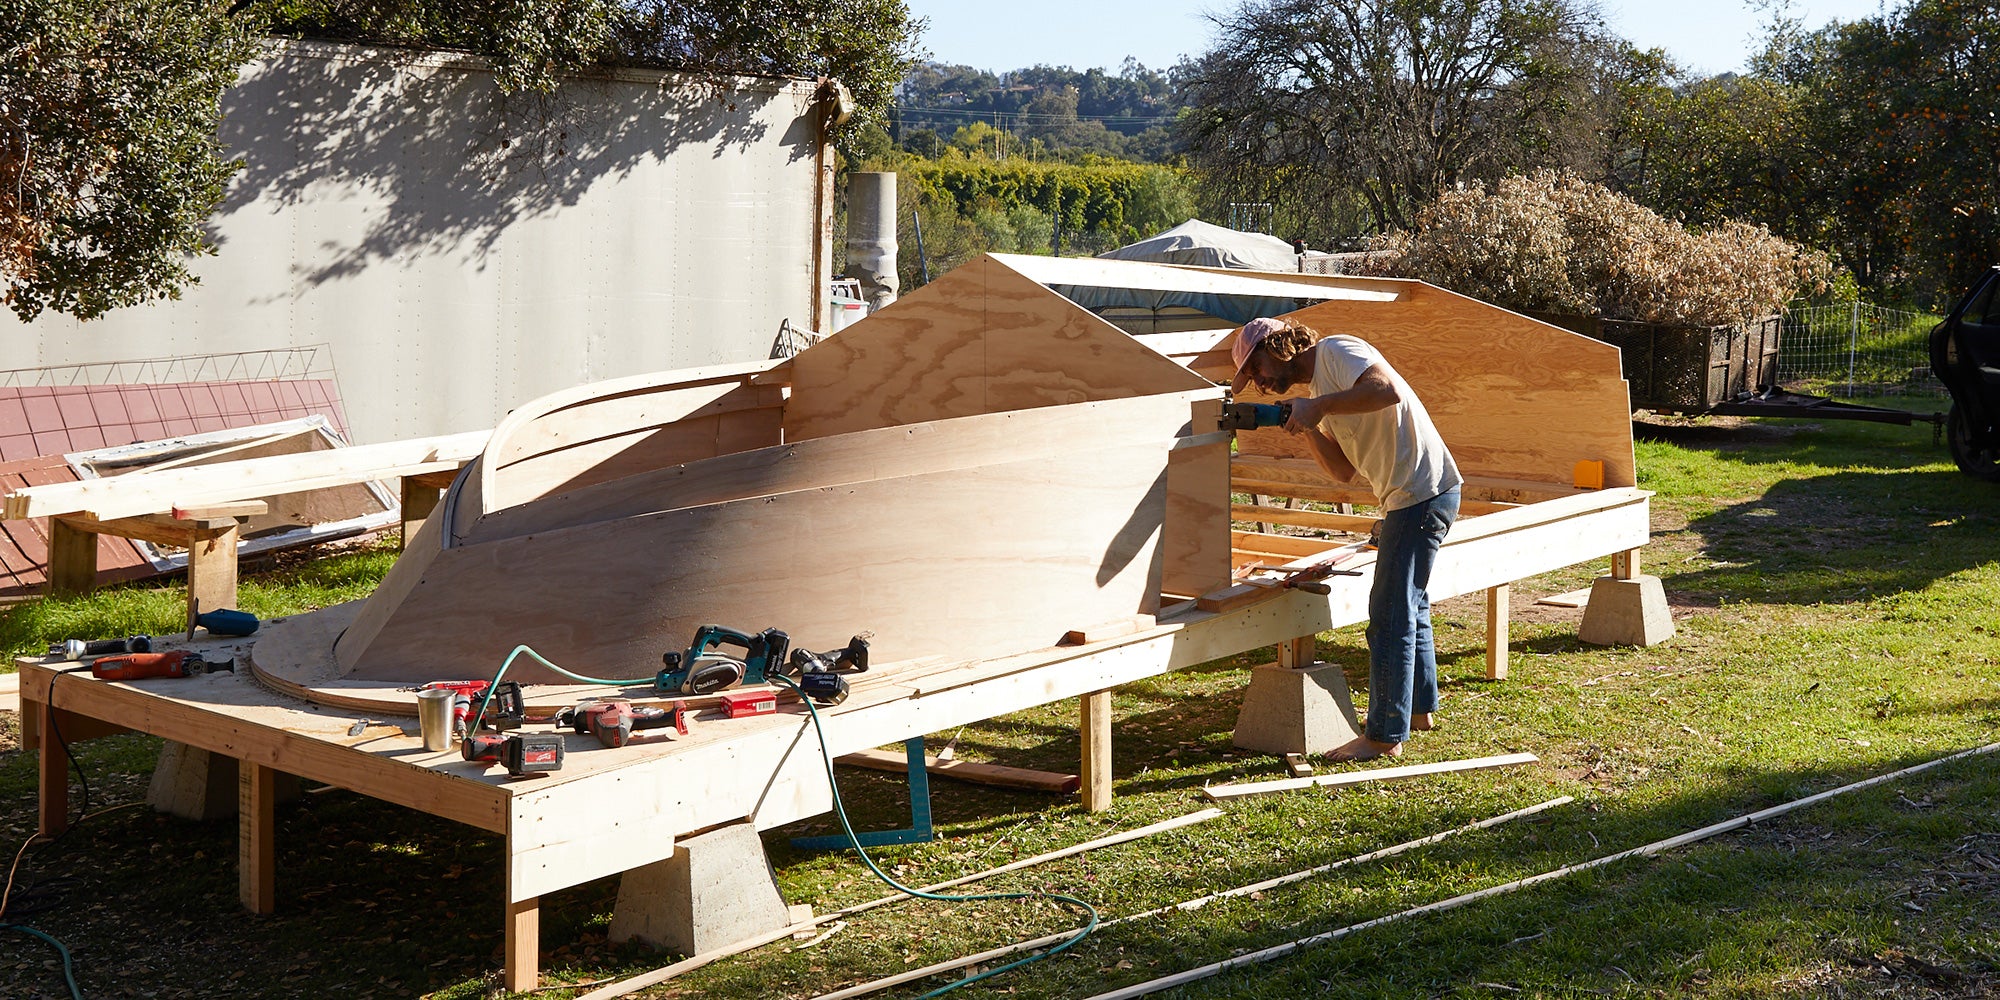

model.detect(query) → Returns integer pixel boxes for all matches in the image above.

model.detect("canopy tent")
[1053,220,1309,325]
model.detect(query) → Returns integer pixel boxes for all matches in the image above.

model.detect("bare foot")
[1412,713,1435,732]
[1323,736,1403,763]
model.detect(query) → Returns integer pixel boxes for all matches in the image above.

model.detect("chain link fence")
[1779,302,1946,398]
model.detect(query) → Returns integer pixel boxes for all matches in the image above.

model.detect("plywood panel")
[784,255,1214,442]
[339,441,1176,684]
[1195,282,1634,491]
[466,392,1211,546]
[1161,438,1231,598]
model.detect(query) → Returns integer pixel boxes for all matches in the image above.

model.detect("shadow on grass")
[1672,467,2000,606]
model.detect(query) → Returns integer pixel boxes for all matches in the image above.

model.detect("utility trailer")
[1540,313,1942,427]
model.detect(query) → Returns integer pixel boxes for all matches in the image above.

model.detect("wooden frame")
[20,253,1651,990]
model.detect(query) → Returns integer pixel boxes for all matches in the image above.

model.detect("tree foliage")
[1362,171,1832,327]
[1173,0,1607,238]
[1,0,259,321]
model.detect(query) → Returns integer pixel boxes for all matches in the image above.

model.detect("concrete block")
[1232,661,1363,756]
[1578,574,1675,647]
[147,742,300,820]
[611,821,791,956]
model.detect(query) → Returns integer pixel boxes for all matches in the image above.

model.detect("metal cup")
[417,688,455,752]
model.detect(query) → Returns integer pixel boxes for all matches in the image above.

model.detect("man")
[1230,317,1463,762]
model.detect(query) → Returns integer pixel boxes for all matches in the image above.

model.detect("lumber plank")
[835,747,1082,793]
[5,430,490,521]
[1231,529,1340,559]
[46,518,97,596]
[1486,584,1510,680]
[1061,615,1157,646]
[239,761,276,913]
[1231,503,1378,534]
[172,500,269,520]
[1081,689,1114,812]
[994,253,1403,304]
[1200,752,1539,801]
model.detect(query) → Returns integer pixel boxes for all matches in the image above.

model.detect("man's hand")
[1281,395,1325,435]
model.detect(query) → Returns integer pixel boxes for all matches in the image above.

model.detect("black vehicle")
[1930,265,2000,481]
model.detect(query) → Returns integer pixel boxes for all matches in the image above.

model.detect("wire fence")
[1779,302,1945,399]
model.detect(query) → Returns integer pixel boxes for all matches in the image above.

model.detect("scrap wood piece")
[1536,585,1594,608]
[836,747,1081,794]
[1201,752,1539,801]
[573,807,1226,1000]
[801,797,1573,1000]
[1060,614,1157,646]
[1089,743,2000,999]
[171,500,269,521]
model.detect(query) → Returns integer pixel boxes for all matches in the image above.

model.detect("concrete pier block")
[1232,661,1363,756]
[1578,574,1675,646]
[611,821,791,956]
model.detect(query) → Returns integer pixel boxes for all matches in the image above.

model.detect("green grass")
[5,415,2000,999]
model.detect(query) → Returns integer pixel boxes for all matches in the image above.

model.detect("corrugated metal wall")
[8,41,829,444]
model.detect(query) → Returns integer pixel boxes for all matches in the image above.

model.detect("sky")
[902,0,1891,79]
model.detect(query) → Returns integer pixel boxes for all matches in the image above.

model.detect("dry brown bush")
[1358,171,1833,328]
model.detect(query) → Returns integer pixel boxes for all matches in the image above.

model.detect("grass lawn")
[2,406,1997,1000]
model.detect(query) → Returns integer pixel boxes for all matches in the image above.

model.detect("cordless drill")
[460,732,565,777]
[1221,401,1293,431]
[48,635,152,660]
[555,700,689,749]
[83,650,234,681]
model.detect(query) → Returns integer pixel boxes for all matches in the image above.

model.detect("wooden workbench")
[20,485,1651,990]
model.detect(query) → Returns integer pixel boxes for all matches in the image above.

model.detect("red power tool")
[84,650,234,681]
[555,700,689,749]
[460,732,565,777]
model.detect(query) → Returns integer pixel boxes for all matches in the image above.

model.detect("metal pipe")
[844,172,899,311]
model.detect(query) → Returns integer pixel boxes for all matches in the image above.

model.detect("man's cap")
[1230,317,1286,395]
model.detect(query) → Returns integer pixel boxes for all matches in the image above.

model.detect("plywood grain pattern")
[1193,283,1634,491]
[336,441,1176,684]
[1161,439,1231,598]
[465,392,1212,546]
[784,255,1214,442]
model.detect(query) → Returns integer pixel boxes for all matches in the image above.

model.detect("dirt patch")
[0,708,19,755]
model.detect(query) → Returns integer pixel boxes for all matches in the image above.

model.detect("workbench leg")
[1612,548,1641,580]
[1485,584,1510,681]
[47,518,98,597]
[35,695,70,837]
[186,522,240,615]
[1276,635,1314,670]
[399,477,442,551]
[505,896,540,993]
[239,760,276,914]
[1080,689,1113,813]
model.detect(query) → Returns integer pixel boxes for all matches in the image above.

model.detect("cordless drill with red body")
[415,680,525,736]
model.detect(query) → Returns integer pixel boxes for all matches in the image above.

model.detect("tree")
[6,0,920,322]
[1,0,259,321]
[1173,0,1606,238]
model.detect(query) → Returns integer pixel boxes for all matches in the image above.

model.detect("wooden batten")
[783,254,1216,443]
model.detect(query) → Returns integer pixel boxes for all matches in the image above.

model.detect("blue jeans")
[1364,489,1460,744]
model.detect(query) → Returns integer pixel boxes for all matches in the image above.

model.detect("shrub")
[1359,171,1833,328]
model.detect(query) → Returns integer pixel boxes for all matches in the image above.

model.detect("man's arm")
[1283,364,1400,434]
[1300,427,1357,482]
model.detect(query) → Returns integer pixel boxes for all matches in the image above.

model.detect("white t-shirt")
[1311,335,1462,512]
